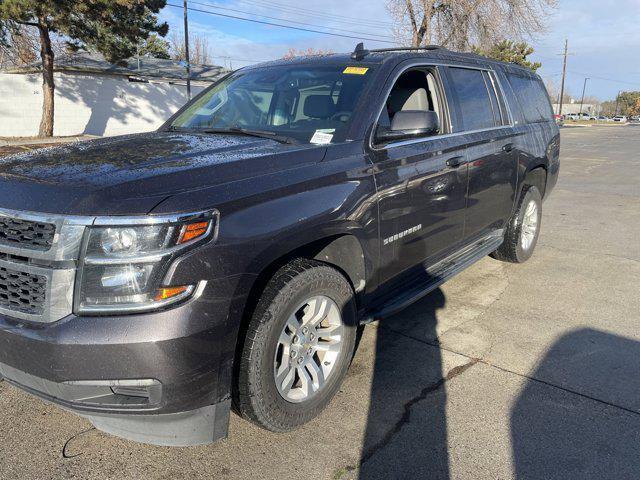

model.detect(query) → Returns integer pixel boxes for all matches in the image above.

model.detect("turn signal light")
[177,221,210,244]
[154,286,190,301]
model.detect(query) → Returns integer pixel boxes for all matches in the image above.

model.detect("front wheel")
[492,185,543,263]
[234,259,357,432]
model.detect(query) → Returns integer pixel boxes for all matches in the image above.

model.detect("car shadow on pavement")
[355,288,454,479]
[511,328,640,480]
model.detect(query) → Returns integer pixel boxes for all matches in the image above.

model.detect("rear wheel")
[492,185,542,263]
[235,259,357,431]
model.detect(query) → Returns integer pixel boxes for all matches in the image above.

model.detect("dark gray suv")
[0,44,559,446]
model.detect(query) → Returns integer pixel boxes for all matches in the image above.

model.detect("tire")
[235,258,357,432]
[492,185,542,263]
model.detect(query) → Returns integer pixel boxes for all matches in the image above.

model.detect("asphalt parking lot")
[1,126,639,479]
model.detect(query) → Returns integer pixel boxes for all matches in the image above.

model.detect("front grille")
[0,265,47,315]
[0,217,56,251]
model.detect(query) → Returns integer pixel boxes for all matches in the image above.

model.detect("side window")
[506,73,554,124]
[448,67,497,132]
[375,68,445,143]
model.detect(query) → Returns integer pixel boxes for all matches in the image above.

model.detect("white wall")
[0,72,204,137]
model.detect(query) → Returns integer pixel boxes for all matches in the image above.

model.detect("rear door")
[443,66,519,239]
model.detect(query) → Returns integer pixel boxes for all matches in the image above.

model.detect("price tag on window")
[343,66,369,75]
[310,130,334,144]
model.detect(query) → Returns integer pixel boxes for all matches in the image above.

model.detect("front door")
[368,66,468,288]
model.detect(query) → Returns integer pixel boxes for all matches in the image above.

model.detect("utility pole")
[615,90,622,116]
[579,77,589,117]
[183,0,191,100]
[558,39,569,117]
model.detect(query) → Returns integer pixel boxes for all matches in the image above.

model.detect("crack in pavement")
[387,324,640,418]
[334,356,480,479]
[360,357,480,466]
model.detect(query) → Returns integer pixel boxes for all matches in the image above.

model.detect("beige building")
[551,101,599,116]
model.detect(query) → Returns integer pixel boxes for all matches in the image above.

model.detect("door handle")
[446,156,464,168]
[503,143,514,153]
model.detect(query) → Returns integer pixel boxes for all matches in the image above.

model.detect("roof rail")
[350,43,445,60]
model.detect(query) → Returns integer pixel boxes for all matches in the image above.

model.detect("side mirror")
[376,110,440,144]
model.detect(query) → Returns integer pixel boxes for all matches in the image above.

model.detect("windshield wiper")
[201,127,297,145]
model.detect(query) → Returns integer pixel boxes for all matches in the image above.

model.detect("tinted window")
[375,68,445,142]
[171,65,375,144]
[448,67,496,131]
[506,73,553,123]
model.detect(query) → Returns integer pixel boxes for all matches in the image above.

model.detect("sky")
[158,0,640,101]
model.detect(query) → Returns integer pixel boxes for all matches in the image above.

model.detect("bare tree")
[387,0,557,49]
[169,31,213,65]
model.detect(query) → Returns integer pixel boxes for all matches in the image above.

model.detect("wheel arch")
[230,233,367,410]
[245,234,366,316]
[522,165,548,199]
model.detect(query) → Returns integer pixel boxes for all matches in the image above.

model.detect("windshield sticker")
[343,66,369,75]
[310,130,334,144]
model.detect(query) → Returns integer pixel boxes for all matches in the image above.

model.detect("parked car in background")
[565,113,578,121]
[598,116,611,122]
[629,115,640,123]
[613,115,628,122]
[554,114,565,127]
[0,44,560,447]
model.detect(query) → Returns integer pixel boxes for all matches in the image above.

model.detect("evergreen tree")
[0,0,168,137]
[473,40,541,71]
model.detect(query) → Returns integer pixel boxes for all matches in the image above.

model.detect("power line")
[225,0,395,28]
[535,52,640,89]
[567,70,640,89]
[188,0,396,41]
[166,3,396,45]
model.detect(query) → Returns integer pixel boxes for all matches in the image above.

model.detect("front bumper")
[0,280,245,446]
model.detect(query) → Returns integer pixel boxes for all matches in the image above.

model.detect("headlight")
[74,211,217,314]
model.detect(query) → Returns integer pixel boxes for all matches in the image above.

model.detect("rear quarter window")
[506,73,554,124]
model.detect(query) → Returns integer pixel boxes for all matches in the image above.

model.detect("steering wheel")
[330,111,352,122]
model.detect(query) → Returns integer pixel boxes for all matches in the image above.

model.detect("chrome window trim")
[368,60,516,152]
[375,125,515,149]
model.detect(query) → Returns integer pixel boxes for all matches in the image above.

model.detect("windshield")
[170,64,376,144]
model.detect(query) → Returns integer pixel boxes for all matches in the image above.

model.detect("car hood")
[0,131,325,215]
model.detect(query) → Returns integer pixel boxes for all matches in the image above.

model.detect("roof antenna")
[351,42,369,60]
